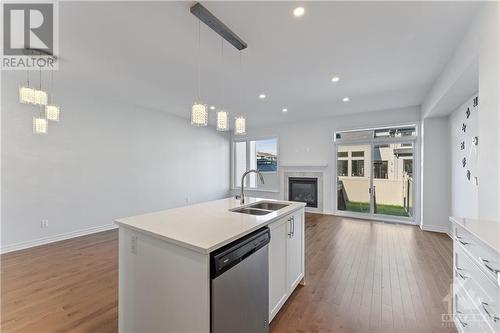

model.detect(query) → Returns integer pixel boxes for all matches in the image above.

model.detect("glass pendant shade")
[20,87,47,105]
[19,86,35,104]
[191,103,208,126]
[46,104,60,121]
[33,117,48,134]
[234,116,246,135]
[216,110,229,131]
[33,89,48,105]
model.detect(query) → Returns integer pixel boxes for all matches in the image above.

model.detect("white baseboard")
[1,223,118,254]
[420,224,449,234]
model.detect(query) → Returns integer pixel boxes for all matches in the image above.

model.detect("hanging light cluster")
[190,19,246,135]
[191,21,209,127]
[19,58,61,134]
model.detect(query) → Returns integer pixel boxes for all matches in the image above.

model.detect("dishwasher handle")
[211,227,270,279]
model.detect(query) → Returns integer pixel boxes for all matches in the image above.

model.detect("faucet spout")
[240,169,265,204]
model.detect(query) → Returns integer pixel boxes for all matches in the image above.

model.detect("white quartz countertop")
[450,216,500,253]
[115,197,306,254]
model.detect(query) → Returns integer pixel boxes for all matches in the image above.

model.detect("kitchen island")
[115,197,306,333]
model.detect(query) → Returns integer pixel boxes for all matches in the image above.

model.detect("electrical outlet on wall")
[40,219,49,228]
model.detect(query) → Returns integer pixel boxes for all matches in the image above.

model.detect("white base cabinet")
[450,217,500,333]
[268,209,305,321]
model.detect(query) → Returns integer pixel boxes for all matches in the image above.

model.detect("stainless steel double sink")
[230,201,290,216]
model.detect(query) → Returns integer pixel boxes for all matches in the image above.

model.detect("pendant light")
[33,115,48,134]
[45,65,60,121]
[33,67,48,105]
[191,20,208,126]
[234,51,246,135]
[19,56,48,106]
[33,68,48,134]
[234,116,246,135]
[216,38,229,131]
[19,71,35,104]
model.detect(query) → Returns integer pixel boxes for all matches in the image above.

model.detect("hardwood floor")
[1,214,455,333]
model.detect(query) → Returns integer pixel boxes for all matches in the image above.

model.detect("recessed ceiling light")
[293,7,305,17]
[331,76,340,82]
[209,106,215,110]
[342,97,350,102]
[282,108,288,112]
[259,94,266,99]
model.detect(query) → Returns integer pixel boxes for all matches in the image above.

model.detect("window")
[255,139,278,172]
[374,161,388,179]
[233,137,278,189]
[352,151,364,158]
[234,141,247,187]
[351,160,364,177]
[337,160,348,176]
[403,159,413,176]
[335,125,416,141]
[337,151,348,158]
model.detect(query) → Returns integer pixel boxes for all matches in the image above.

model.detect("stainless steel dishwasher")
[211,227,270,333]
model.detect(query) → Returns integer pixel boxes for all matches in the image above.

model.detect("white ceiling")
[36,1,482,127]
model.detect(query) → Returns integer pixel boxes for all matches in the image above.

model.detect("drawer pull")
[456,312,468,328]
[455,236,470,246]
[481,258,500,274]
[456,269,469,280]
[481,302,500,323]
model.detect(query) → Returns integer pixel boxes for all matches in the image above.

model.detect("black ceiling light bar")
[190,2,247,51]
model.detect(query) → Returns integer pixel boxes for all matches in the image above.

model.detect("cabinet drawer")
[454,224,500,286]
[455,286,492,333]
[455,245,500,332]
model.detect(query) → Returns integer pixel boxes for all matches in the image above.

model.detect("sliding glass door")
[337,144,372,214]
[373,142,414,218]
[335,126,416,222]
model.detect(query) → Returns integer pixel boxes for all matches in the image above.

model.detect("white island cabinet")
[115,197,305,333]
[269,209,305,321]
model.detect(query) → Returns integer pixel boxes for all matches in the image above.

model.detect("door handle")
[287,218,292,238]
[291,216,295,237]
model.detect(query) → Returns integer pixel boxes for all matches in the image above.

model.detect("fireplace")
[288,177,318,208]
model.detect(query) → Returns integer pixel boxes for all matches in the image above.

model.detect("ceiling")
[16,1,482,128]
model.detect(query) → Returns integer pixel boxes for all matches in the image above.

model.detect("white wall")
[422,2,499,226]
[231,106,421,218]
[449,95,479,219]
[1,73,230,252]
[420,117,451,232]
[477,2,500,222]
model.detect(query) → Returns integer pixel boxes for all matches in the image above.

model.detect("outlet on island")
[40,219,49,228]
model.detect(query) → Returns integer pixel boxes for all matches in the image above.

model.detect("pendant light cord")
[50,67,54,104]
[39,67,43,117]
[220,38,224,109]
[197,20,201,101]
[239,51,243,111]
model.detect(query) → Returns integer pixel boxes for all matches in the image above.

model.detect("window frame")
[231,136,279,191]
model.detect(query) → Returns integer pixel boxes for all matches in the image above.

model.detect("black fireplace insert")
[288,177,318,208]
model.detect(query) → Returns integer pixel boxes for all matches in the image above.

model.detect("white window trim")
[231,135,279,190]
